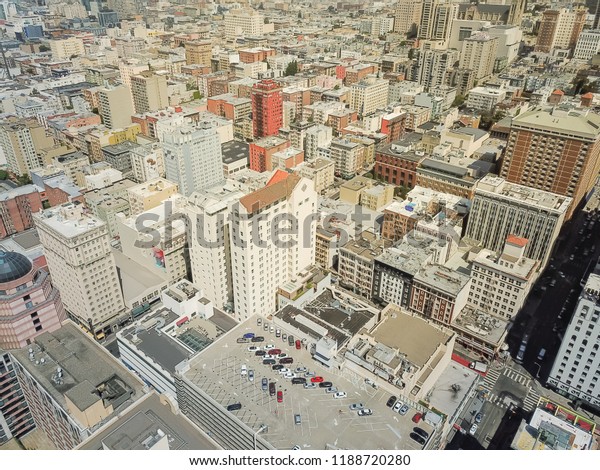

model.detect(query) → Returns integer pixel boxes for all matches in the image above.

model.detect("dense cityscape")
[0,0,599,453]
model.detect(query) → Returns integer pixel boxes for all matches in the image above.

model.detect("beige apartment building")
[127,177,179,216]
[185,40,213,66]
[0,117,54,176]
[50,36,85,60]
[97,86,135,130]
[295,157,335,194]
[34,203,126,337]
[459,32,498,81]
[131,71,169,114]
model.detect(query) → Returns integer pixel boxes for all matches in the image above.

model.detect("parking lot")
[183,316,434,450]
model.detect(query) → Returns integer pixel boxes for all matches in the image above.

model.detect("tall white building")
[415,49,460,91]
[229,172,317,321]
[162,122,225,196]
[304,125,333,161]
[50,37,85,60]
[574,30,600,60]
[459,32,498,81]
[130,143,165,183]
[349,77,389,117]
[419,0,458,45]
[224,8,264,39]
[468,236,539,320]
[465,175,572,266]
[547,274,600,409]
[33,203,125,336]
[186,185,245,312]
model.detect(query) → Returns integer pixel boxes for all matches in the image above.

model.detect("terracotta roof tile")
[240,173,301,214]
[506,234,528,247]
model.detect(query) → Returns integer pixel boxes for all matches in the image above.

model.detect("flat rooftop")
[34,203,105,238]
[375,239,436,277]
[222,140,250,164]
[371,308,453,368]
[180,316,433,450]
[413,265,471,296]
[78,392,218,450]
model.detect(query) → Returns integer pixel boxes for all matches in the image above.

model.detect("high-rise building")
[0,250,66,349]
[547,273,600,409]
[0,117,54,176]
[130,71,169,114]
[0,185,43,238]
[574,30,600,61]
[507,0,526,26]
[224,8,264,40]
[49,37,85,60]
[0,352,34,445]
[10,322,144,449]
[459,32,498,81]
[184,41,213,66]
[394,0,422,36]
[415,49,460,91]
[162,122,225,196]
[229,172,317,321]
[33,203,126,337]
[535,8,587,53]
[97,86,134,130]
[465,175,572,265]
[419,0,458,45]
[500,107,600,218]
[251,79,283,139]
[349,77,389,117]
[129,143,165,183]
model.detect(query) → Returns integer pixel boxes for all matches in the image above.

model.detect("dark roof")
[221,140,249,164]
[0,250,32,284]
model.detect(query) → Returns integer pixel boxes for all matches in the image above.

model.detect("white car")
[265,344,275,350]
[247,346,258,352]
[349,403,364,411]
[240,364,247,376]
[469,424,478,436]
[364,378,377,388]
[278,368,291,375]
[393,401,403,413]
[284,372,296,379]
[248,370,254,381]
[357,409,373,417]
[278,353,288,359]
[333,392,347,399]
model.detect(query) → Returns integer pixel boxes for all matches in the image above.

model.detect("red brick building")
[374,142,425,187]
[380,113,407,143]
[251,79,283,138]
[249,136,290,172]
[239,47,276,63]
[0,186,43,239]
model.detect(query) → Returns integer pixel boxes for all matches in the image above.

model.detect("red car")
[268,349,281,355]
[295,339,301,350]
[277,390,283,403]
[311,376,324,383]
[412,412,422,424]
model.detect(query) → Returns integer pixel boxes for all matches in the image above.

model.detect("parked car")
[284,372,296,379]
[304,371,316,378]
[278,368,291,375]
[248,370,254,381]
[272,364,284,371]
[247,346,258,352]
[319,381,333,388]
[364,378,377,388]
[303,382,317,389]
[278,353,288,359]
[412,413,422,423]
[237,337,249,343]
[295,367,307,373]
[243,333,255,339]
[251,336,264,343]
[240,364,247,376]
[393,402,403,413]
[280,357,294,364]
[265,344,275,350]
[288,335,295,347]
[399,405,410,415]
[294,414,301,425]
[257,318,262,325]
[386,396,397,408]
[263,323,269,331]
[227,403,242,411]
[325,386,338,394]
[275,329,281,337]
[282,333,287,342]
[469,424,478,436]
[333,392,347,399]
[255,350,266,357]
[295,340,301,350]
[311,376,324,383]
[349,403,364,411]
[262,378,268,391]
[413,427,429,440]
[292,377,306,385]
[263,359,276,365]
[357,409,373,416]
[409,432,426,445]
[269,382,276,396]
[268,349,282,355]
[291,445,301,450]
[277,390,283,403]
[475,412,483,424]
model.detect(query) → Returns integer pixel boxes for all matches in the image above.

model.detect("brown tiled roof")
[240,172,301,214]
[506,234,528,247]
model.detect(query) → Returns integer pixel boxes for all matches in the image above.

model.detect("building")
[394,0,422,35]
[459,32,498,81]
[224,8,264,39]
[574,30,600,61]
[375,141,425,188]
[409,265,471,325]
[50,37,85,60]
[465,175,571,266]
[84,179,135,238]
[0,117,54,177]
[130,72,169,114]
[33,203,126,337]
[127,178,179,215]
[101,140,139,175]
[162,123,225,197]
[304,125,333,161]
[207,94,252,122]
[296,157,335,195]
[0,352,34,445]
[0,186,43,238]
[0,250,66,349]
[499,107,600,218]
[330,138,365,179]
[547,274,600,410]
[414,49,460,91]
[249,136,289,173]
[184,41,212,66]
[251,80,283,139]
[129,143,165,183]
[418,0,458,44]
[535,8,587,53]
[340,176,394,211]
[97,86,134,130]
[466,86,507,112]
[349,77,389,117]
[468,236,539,320]
[221,140,249,176]
[10,322,144,449]
[271,147,304,171]
[229,172,317,321]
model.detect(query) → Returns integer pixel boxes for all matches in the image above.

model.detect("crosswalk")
[481,367,501,392]
[502,368,531,387]
[523,388,541,412]
[480,366,539,411]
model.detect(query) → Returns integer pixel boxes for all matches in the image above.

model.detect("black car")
[255,350,266,356]
[279,357,294,364]
[386,395,397,408]
[413,427,429,440]
[263,358,276,365]
[291,377,306,385]
[251,336,265,342]
[227,403,242,411]
[319,381,333,388]
[269,382,276,396]
[272,364,284,371]
[409,432,426,445]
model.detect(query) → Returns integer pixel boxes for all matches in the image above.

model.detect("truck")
[469,361,488,374]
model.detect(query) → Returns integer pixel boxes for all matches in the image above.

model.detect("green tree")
[284,60,298,76]
[452,95,465,107]
[39,44,50,52]
[394,185,410,199]
[408,49,415,60]
[16,175,32,186]
[0,170,8,180]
